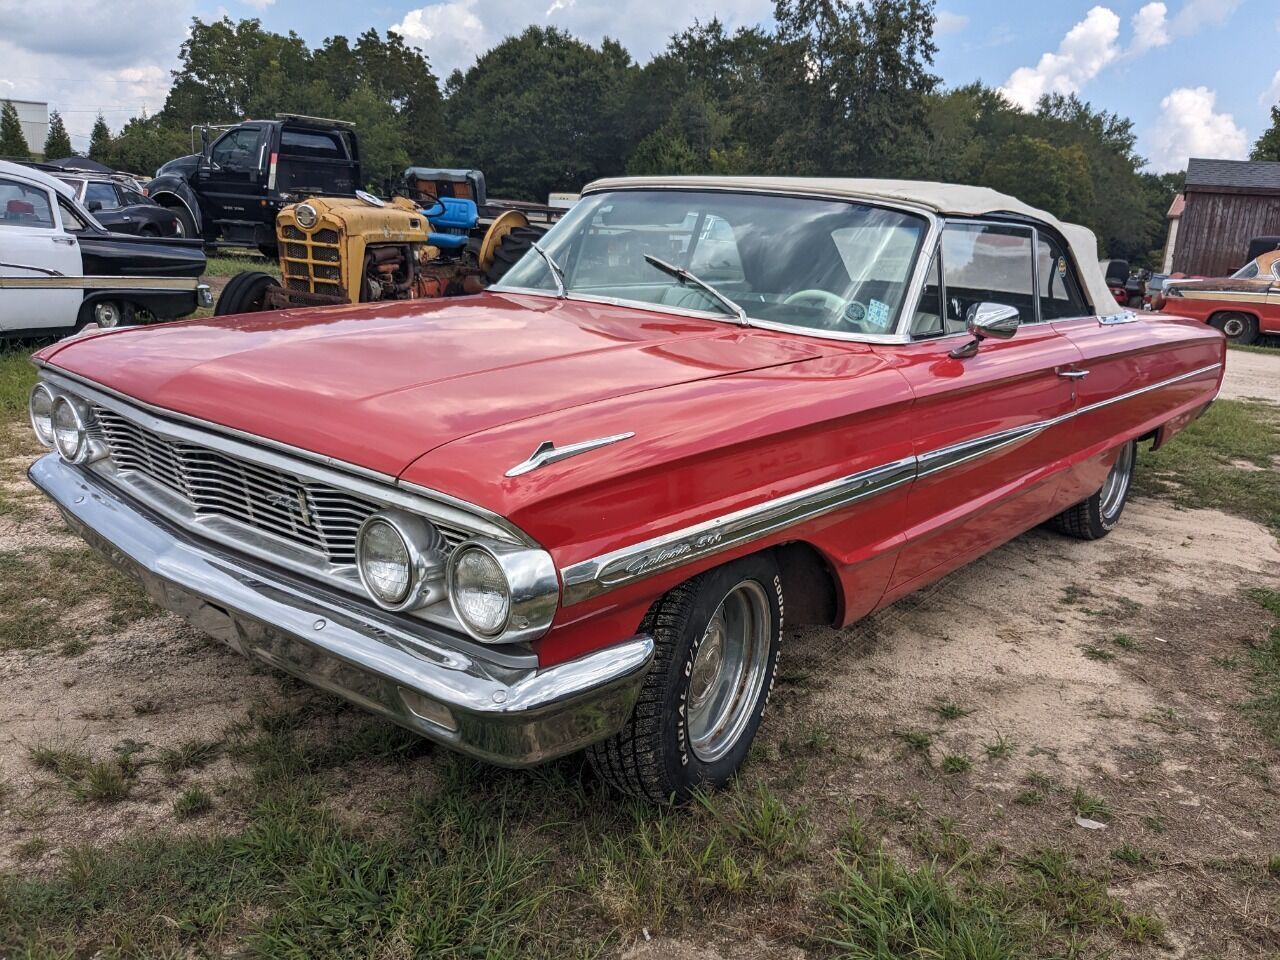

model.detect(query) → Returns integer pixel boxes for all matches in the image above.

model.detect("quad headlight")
[51,395,92,463]
[29,383,55,447]
[355,510,446,612]
[447,539,557,644]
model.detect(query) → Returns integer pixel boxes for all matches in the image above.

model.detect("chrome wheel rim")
[1100,443,1133,520]
[1222,316,1244,338]
[687,580,771,763]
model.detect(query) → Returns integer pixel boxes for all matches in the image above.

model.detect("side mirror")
[949,302,1021,358]
[86,200,102,213]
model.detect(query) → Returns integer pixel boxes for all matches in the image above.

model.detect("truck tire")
[1048,440,1135,540]
[166,204,196,240]
[588,553,783,803]
[1209,311,1259,345]
[485,226,547,285]
[215,271,281,317]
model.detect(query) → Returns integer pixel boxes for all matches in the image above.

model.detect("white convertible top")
[583,175,1122,317]
[0,159,77,200]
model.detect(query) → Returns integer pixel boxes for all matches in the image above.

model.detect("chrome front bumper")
[29,454,653,768]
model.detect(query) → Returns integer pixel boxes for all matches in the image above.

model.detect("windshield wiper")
[530,241,567,298]
[643,254,749,326]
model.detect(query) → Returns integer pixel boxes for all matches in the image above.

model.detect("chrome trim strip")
[38,366,535,547]
[0,261,65,277]
[560,360,1223,605]
[561,456,917,605]
[505,432,635,478]
[0,276,200,291]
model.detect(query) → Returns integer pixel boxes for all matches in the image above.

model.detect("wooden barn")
[1169,158,1280,277]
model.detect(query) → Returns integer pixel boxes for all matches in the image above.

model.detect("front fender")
[146,176,203,233]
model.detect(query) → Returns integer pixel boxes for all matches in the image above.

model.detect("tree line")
[10,1,1280,265]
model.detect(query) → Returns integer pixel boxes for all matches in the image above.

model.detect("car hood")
[40,292,824,478]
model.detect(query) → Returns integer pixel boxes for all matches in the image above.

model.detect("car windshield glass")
[494,190,928,336]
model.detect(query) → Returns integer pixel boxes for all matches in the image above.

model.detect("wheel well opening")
[771,541,840,627]
[1209,309,1257,323]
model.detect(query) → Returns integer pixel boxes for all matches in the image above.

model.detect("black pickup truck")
[144,114,360,256]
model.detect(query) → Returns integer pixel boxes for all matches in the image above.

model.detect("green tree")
[983,135,1094,223]
[1251,105,1280,162]
[444,27,633,200]
[89,113,113,162]
[43,109,73,159]
[0,101,30,160]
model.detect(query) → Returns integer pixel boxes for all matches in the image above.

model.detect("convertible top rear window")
[495,190,929,337]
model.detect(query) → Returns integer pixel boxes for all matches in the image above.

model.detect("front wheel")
[1048,440,1136,540]
[214,271,280,316]
[588,553,783,802]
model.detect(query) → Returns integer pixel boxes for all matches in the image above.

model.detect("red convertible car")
[27,177,1224,801]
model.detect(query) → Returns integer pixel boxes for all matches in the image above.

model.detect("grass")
[1133,399,1280,529]
[173,787,214,820]
[935,702,971,721]
[1111,633,1137,650]
[898,730,932,753]
[983,733,1014,760]
[158,739,222,776]
[29,741,135,803]
[201,252,279,278]
[1227,341,1280,355]
[1071,787,1112,823]
[941,754,972,774]
[1244,588,1280,746]
[0,345,39,417]
[1080,644,1116,662]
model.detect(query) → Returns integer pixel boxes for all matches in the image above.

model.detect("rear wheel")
[485,226,547,285]
[1048,440,1136,540]
[1210,311,1259,345]
[75,300,136,332]
[215,271,281,316]
[588,553,783,802]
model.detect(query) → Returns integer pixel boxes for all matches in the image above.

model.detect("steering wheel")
[782,289,867,331]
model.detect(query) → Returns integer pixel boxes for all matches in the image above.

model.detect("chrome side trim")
[38,366,535,547]
[561,361,1223,605]
[505,432,635,478]
[0,261,65,277]
[561,456,917,605]
[0,276,201,291]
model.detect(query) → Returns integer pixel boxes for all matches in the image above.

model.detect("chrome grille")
[93,407,468,564]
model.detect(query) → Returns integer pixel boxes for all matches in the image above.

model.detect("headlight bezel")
[29,382,55,448]
[446,538,558,644]
[355,509,446,613]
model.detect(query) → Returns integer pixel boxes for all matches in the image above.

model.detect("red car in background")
[27,177,1223,802]
[1155,250,1280,344]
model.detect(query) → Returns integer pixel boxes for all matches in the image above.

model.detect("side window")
[1037,235,1090,320]
[210,128,263,171]
[84,181,120,210]
[1231,261,1259,280]
[910,248,945,338]
[58,198,90,233]
[0,178,55,228]
[940,223,1035,328]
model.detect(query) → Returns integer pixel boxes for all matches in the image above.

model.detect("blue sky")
[1,0,1275,173]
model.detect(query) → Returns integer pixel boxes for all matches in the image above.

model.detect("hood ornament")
[506,432,635,478]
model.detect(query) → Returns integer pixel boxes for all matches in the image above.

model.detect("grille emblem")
[267,490,313,526]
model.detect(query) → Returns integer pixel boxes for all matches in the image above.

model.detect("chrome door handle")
[1058,368,1090,379]
[52,235,76,245]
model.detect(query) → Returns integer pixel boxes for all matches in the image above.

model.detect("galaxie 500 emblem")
[620,530,724,578]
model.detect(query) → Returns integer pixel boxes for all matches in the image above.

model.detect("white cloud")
[1262,69,1280,108]
[1129,2,1169,54]
[242,0,276,9]
[392,0,773,77]
[1148,86,1248,172]
[999,6,1121,110]
[934,10,969,35]
[1169,0,1241,34]
[0,0,188,151]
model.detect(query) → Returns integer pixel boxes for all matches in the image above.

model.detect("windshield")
[494,190,928,336]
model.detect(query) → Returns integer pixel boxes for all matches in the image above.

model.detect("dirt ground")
[1,353,1278,956]
[1219,347,1280,403]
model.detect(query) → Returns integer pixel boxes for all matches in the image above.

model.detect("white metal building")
[1,99,49,153]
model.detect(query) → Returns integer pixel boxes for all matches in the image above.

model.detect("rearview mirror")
[86,200,102,213]
[949,302,1020,358]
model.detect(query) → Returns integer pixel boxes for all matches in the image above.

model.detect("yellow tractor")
[215,180,552,315]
